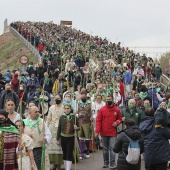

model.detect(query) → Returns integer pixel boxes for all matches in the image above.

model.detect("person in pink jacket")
[95,96,122,169]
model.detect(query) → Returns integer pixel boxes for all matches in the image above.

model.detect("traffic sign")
[19,54,29,65]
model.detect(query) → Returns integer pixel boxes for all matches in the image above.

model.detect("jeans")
[125,84,131,95]
[101,136,116,165]
[33,147,42,170]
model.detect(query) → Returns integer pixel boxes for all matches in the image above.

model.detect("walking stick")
[91,122,94,161]
[41,88,46,170]
[90,87,95,161]
[19,96,23,170]
[74,110,77,170]
[151,82,154,108]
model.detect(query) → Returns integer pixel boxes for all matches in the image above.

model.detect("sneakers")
[103,164,108,168]
[109,163,117,169]
[79,156,84,160]
[85,154,90,158]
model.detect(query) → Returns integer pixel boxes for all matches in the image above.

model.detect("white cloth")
[92,101,105,119]
[46,104,64,127]
[46,104,64,155]
[13,112,21,123]
[17,134,37,170]
[156,93,164,102]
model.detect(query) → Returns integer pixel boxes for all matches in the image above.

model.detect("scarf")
[0,125,19,134]
[137,79,143,84]
[44,77,50,85]
[23,117,41,128]
[139,92,148,100]
[63,113,74,121]
[78,100,91,108]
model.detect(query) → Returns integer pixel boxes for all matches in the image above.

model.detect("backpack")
[122,132,140,165]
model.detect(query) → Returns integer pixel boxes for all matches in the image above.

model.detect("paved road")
[59,149,146,170]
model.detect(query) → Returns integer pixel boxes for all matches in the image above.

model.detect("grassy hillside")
[0,32,37,74]
[159,52,170,74]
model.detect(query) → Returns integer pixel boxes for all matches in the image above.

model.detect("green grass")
[0,36,37,72]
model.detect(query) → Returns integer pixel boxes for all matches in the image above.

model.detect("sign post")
[60,20,72,26]
[19,54,29,72]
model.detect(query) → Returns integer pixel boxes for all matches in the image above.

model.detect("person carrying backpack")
[113,119,144,170]
[139,107,170,170]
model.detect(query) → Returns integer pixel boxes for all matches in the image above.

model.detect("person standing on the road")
[95,96,122,169]
[46,94,64,170]
[113,119,144,170]
[78,88,93,160]
[23,106,52,170]
[139,107,170,170]
[57,104,79,170]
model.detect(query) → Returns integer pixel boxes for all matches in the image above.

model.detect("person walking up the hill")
[123,66,132,95]
[152,64,162,81]
[11,73,19,92]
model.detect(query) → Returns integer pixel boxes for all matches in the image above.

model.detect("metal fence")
[10,26,41,63]
[161,74,170,88]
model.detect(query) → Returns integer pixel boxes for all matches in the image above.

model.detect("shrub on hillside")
[160,53,170,76]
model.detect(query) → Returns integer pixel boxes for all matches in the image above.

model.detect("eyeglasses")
[64,108,71,109]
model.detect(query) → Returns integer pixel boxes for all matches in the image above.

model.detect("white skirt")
[18,155,37,170]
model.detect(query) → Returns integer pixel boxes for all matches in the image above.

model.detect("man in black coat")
[113,119,144,170]
[140,107,170,170]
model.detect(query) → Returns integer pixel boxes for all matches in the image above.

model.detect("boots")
[65,161,72,170]
[79,140,85,159]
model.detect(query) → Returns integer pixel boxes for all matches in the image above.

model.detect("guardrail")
[10,26,41,62]
[160,74,170,88]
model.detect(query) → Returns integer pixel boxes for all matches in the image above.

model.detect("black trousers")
[61,136,74,161]
[145,162,168,170]
[0,163,3,170]
[33,147,42,170]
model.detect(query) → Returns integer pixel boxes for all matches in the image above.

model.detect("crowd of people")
[0,20,169,170]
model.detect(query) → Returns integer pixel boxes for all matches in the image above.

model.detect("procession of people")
[0,20,169,170]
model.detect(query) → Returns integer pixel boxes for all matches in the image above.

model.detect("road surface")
[59,149,146,170]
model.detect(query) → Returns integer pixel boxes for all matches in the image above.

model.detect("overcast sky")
[1,0,170,58]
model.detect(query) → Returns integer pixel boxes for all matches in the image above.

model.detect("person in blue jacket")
[139,107,170,170]
[123,66,132,95]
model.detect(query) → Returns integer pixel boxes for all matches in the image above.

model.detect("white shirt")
[11,112,21,124]
[92,101,105,119]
